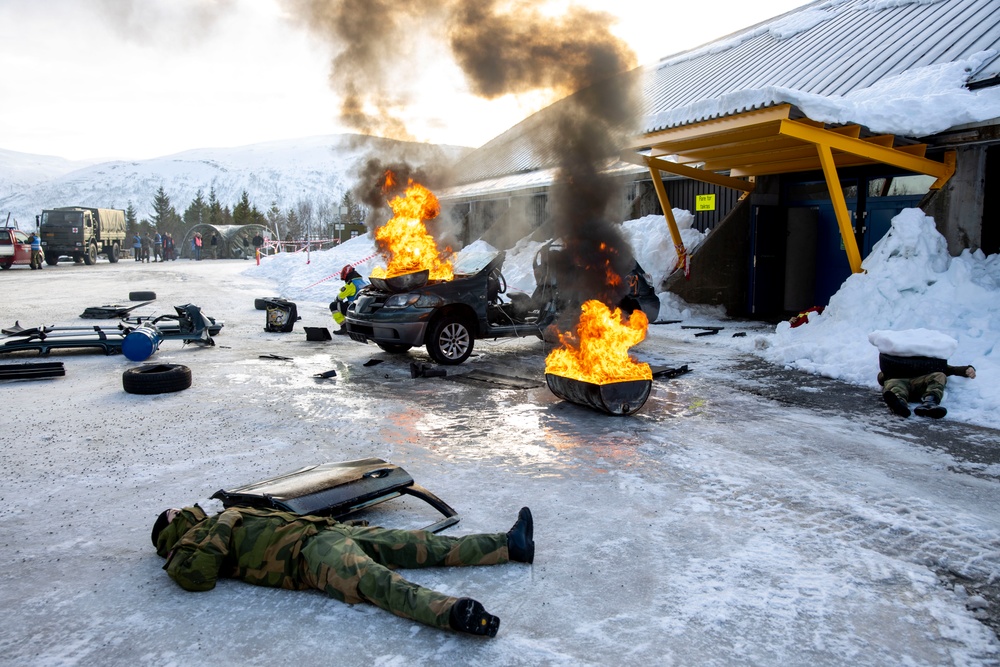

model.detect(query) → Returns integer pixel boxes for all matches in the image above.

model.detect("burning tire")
[426,315,474,365]
[123,363,192,395]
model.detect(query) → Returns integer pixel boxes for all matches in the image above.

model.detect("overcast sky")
[0,0,811,161]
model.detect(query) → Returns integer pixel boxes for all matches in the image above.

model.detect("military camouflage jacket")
[157,505,340,592]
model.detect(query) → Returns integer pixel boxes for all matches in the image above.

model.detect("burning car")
[344,246,561,364]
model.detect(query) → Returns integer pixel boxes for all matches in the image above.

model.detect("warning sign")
[696,194,716,211]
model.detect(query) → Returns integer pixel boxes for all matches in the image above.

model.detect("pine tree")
[233,191,252,226]
[125,201,138,236]
[150,186,173,230]
[207,187,223,226]
[183,189,206,229]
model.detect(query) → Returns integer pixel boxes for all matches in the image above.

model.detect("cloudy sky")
[0,0,811,161]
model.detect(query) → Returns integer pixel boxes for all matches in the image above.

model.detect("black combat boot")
[449,598,500,637]
[882,391,910,418]
[506,507,534,564]
[914,395,947,419]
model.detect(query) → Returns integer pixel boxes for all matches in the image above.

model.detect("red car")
[0,227,33,269]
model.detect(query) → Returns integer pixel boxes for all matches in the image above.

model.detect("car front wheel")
[426,316,474,365]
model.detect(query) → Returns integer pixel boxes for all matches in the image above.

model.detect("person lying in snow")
[151,505,534,637]
[869,329,976,419]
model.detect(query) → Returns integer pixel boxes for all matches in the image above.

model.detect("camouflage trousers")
[299,524,508,628]
[883,372,947,403]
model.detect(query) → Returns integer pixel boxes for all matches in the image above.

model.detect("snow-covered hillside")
[0,135,470,226]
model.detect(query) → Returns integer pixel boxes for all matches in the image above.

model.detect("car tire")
[426,316,474,365]
[123,363,192,395]
[108,242,120,263]
[45,252,59,266]
[376,343,412,354]
[83,243,98,265]
[129,291,157,301]
[0,260,11,270]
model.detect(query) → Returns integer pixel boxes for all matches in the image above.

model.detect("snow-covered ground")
[0,209,998,666]
[256,207,999,430]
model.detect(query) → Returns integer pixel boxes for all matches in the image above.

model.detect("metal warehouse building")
[438,0,1000,320]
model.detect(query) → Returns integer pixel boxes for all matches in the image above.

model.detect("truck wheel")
[129,291,157,301]
[108,242,121,263]
[426,316,474,365]
[83,244,97,265]
[45,252,59,266]
[123,364,192,395]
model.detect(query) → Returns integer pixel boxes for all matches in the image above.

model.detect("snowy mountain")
[0,135,471,227]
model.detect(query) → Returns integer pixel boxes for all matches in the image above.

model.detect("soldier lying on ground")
[151,504,534,637]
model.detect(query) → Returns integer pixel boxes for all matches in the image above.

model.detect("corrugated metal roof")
[643,0,1000,133]
[446,0,1000,188]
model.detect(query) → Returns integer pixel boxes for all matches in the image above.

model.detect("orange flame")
[545,300,652,384]
[370,173,453,281]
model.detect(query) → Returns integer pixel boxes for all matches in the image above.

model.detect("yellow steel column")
[646,160,689,277]
[815,143,863,273]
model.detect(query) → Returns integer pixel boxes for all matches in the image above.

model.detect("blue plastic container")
[122,326,162,361]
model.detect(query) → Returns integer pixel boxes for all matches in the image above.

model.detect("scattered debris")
[651,319,682,325]
[410,362,446,378]
[363,359,384,367]
[694,329,719,337]
[304,327,332,341]
[0,361,65,381]
[211,458,460,533]
[259,354,293,361]
[732,332,747,338]
[449,369,543,389]
[650,364,691,380]
[122,363,192,395]
[80,301,153,319]
[313,369,338,379]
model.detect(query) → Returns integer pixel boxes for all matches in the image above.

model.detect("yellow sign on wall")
[696,194,716,211]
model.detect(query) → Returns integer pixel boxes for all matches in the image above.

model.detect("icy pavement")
[0,259,998,666]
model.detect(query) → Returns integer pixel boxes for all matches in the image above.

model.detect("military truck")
[37,207,127,266]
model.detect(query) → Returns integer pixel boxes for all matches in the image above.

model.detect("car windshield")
[451,249,499,276]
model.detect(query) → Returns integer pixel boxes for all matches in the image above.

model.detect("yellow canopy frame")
[624,104,956,274]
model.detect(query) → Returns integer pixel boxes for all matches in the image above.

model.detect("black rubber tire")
[83,243,98,265]
[108,242,120,263]
[376,342,412,354]
[45,252,59,266]
[426,316,474,365]
[878,353,947,379]
[123,364,192,395]
[0,260,11,270]
[129,291,157,301]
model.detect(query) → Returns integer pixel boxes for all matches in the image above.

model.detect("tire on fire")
[123,363,192,395]
[426,315,474,365]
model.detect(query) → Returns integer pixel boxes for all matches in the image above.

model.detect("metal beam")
[815,143,863,274]
[626,104,793,150]
[623,152,756,192]
[645,161,689,277]
[779,119,954,186]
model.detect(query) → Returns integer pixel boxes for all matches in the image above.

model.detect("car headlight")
[383,293,443,309]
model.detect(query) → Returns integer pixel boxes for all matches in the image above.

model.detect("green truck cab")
[37,207,127,265]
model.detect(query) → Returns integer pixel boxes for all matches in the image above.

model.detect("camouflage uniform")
[878,366,972,404]
[155,505,509,629]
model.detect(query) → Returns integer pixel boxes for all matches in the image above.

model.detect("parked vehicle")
[0,226,32,269]
[345,247,561,364]
[344,241,660,365]
[37,207,127,266]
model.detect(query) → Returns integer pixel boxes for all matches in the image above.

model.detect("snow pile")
[756,208,999,426]
[868,328,958,358]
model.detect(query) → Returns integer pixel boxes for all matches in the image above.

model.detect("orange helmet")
[340,265,354,281]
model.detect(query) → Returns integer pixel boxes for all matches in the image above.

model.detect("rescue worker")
[878,356,976,419]
[29,231,43,270]
[330,264,367,335]
[151,505,534,637]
